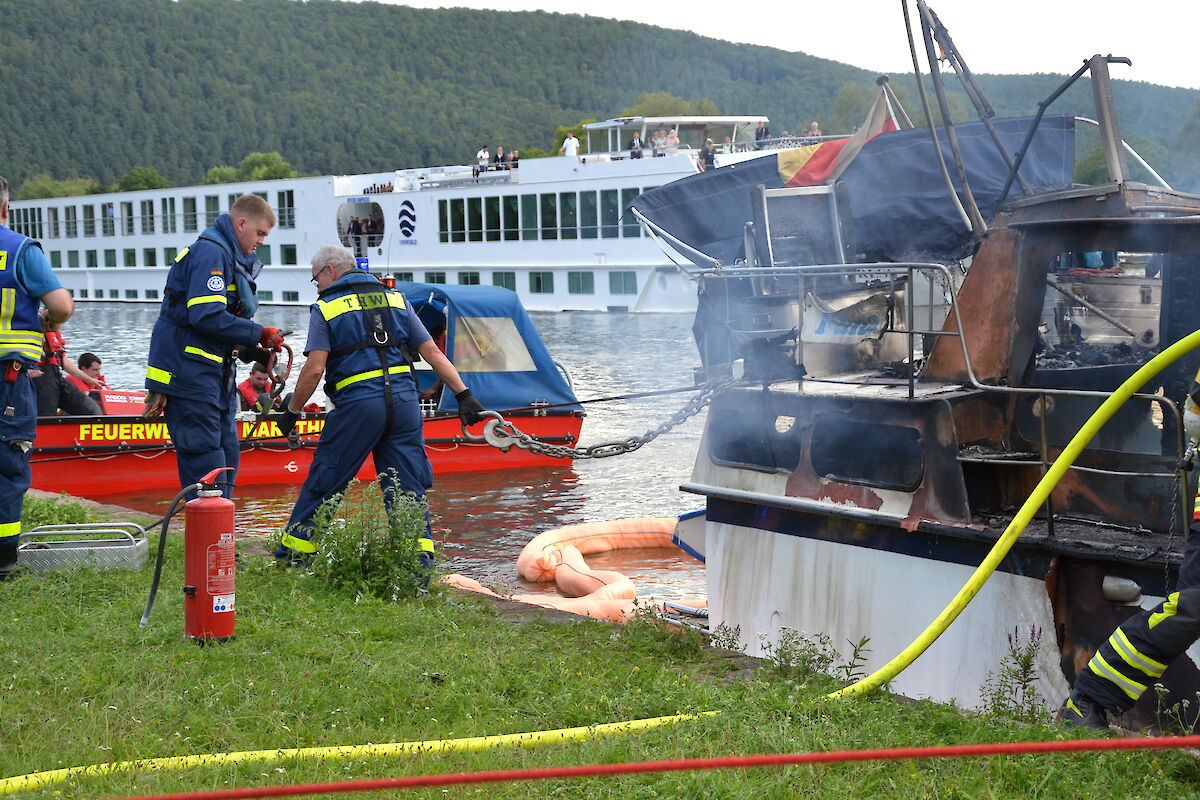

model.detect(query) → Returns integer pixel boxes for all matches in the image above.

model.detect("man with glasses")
[274,246,486,567]
[144,193,284,498]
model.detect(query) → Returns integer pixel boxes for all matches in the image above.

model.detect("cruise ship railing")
[695,261,1190,536]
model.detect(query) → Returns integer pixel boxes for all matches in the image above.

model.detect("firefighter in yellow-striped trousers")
[1064,374,1200,729]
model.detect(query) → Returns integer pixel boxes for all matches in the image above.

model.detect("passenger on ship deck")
[508,150,519,169]
[144,193,284,499]
[0,174,76,579]
[30,329,101,416]
[237,361,282,412]
[475,145,490,176]
[629,133,644,159]
[560,132,580,158]
[1063,370,1200,731]
[273,246,488,565]
[755,120,770,149]
[699,138,716,172]
[493,146,507,170]
[65,352,108,402]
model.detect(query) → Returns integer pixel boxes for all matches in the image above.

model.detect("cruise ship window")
[48,208,59,239]
[458,272,481,285]
[568,271,594,294]
[227,194,239,208]
[580,192,598,239]
[49,252,61,269]
[539,194,558,240]
[102,203,115,236]
[104,249,116,268]
[121,202,134,235]
[256,245,271,265]
[258,291,274,302]
[395,272,414,282]
[467,197,483,242]
[559,193,578,240]
[67,251,79,269]
[520,195,537,241]
[165,247,178,263]
[529,271,554,293]
[139,200,155,234]
[143,248,157,267]
[124,249,137,267]
[146,289,159,300]
[183,197,198,232]
[161,198,177,234]
[205,196,220,226]
[502,196,519,241]
[438,200,449,243]
[449,199,466,243]
[126,290,138,300]
[64,206,77,237]
[281,245,297,265]
[600,190,619,239]
[609,271,637,295]
[83,205,96,237]
[78,289,87,298]
[493,271,516,291]
[108,289,118,299]
[283,291,299,302]
[86,250,98,269]
[621,188,641,237]
[485,197,501,242]
[426,272,447,284]
[276,190,295,229]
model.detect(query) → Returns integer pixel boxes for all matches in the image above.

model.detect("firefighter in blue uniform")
[273,245,486,563]
[144,194,284,498]
[1064,368,1200,729]
[0,176,75,579]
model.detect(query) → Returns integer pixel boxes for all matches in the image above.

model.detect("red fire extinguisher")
[139,467,236,643]
[183,474,237,643]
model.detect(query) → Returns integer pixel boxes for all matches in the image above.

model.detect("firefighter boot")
[0,545,17,582]
[1061,690,1110,732]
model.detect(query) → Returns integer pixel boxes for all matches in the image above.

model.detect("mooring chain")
[465,375,737,459]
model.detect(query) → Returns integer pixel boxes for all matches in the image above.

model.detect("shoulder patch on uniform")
[206,275,225,292]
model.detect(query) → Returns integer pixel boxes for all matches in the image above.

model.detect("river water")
[58,303,707,599]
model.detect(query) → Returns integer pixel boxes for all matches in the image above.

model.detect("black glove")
[237,345,271,366]
[455,388,487,426]
[275,407,300,438]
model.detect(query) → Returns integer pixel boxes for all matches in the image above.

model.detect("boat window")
[120,202,134,235]
[139,200,154,234]
[559,192,577,240]
[338,201,385,251]
[64,206,77,237]
[395,271,414,281]
[67,251,79,268]
[102,203,115,236]
[83,205,96,237]
[183,197,197,232]
[165,247,178,264]
[453,316,536,372]
[281,244,297,265]
[425,272,447,284]
[147,289,159,300]
[143,248,156,267]
[568,272,594,294]
[502,195,519,241]
[123,248,136,267]
[438,199,449,243]
[161,198,177,234]
[609,271,637,295]
[48,207,59,238]
[276,190,295,229]
[126,289,138,300]
[76,289,85,298]
[467,197,483,242]
[540,194,558,240]
[104,249,116,268]
[283,291,299,302]
[600,190,619,238]
[204,195,220,226]
[621,188,640,238]
[259,290,273,301]
[580,191,598,239]
[521,194,537,240]
[458,272,480,285]
[493,271,516,291]
[86,250,97,268]
[49,251,61,268]
[485,197,501,242]
[530,271,554,294]
[810,418,924,492]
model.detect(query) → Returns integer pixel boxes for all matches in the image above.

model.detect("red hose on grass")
[105,734,1200,800]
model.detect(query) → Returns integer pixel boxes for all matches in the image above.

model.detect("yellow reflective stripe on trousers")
[279,532,317,554]
[146,365,173,384]
[1149,592,1180,630]
[333,365,411,391]
[316,291,405,321]
[187,294,228,308]
[1087,651,1146,700]
[184,346,223,364]
[0,520,19,539]
[1111,628,1167,678]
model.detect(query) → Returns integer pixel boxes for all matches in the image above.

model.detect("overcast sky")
[347,0,1199,91]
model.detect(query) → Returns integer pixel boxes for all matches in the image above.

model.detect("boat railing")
[696,261,1188,533]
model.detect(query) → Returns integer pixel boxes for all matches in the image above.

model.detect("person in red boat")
[65,351,108,402]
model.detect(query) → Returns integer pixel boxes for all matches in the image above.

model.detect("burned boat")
[635,21,1200,723]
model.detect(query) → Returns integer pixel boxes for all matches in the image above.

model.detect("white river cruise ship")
[10,116,787,313]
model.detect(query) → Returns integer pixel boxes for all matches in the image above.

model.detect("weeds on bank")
[760,628,871,685]
[979,626,1048,724]
[19,494,92,530]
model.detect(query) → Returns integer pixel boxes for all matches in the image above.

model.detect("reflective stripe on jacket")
[0,225,44,364]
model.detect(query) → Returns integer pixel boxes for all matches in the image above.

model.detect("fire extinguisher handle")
[198,466,235,487]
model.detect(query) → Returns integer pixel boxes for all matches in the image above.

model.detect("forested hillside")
[3,0,1197,194]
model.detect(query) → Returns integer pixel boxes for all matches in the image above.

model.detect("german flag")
[777,88,899,187]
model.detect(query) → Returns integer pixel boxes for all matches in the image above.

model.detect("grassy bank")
[2,510,1199,798]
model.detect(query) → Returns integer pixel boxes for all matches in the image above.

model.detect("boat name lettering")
[239,419,325,437]
[348,196,369,203]
[78,422,169,441]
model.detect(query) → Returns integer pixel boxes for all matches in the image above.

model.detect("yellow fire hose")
[828,328,1200,699]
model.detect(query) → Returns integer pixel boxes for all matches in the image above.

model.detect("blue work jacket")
[144,214,263,402]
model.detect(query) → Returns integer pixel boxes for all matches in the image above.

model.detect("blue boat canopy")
[397,282,580,412]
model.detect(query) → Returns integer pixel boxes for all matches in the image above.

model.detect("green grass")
[2,533,1199,798]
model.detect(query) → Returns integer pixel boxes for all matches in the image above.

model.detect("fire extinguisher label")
[212,594,235,613]
[207,538,236,595]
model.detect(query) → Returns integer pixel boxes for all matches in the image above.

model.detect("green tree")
[621,92,720,117]
[202,165,240,185]
[237,152,300,181]
[828,82,871,134]
[16,174,107,200]
[114,166,169,192]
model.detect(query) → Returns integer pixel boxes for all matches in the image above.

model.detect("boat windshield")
[453,316,536,373]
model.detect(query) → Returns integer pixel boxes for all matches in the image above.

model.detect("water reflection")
[69,303,707,598]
